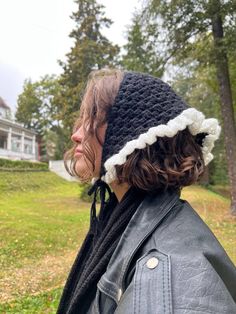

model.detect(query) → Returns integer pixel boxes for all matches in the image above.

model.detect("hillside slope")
[0,172,235,313]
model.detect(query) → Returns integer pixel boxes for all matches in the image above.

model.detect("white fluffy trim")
[92,108,221,185]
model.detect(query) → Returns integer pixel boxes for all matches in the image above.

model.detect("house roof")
[0,97,11,110]
[0,117,38,135]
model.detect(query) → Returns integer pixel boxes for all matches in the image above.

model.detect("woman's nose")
[71,127,83,143]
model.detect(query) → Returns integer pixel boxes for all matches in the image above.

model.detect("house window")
[24,138,33,154]
[0,132,7,149]
[0,108,5,118]
[11,134,21,152]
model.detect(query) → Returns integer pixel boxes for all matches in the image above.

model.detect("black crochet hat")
[87,71,221,223]
[91,71,221,186]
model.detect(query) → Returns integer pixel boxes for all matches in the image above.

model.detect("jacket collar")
[98,188,180,302]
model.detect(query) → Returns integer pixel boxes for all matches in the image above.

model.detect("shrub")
[0,158,48,171]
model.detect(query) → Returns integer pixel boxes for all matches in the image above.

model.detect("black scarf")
[57,180,146,314]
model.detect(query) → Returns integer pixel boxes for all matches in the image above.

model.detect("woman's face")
[71,121,108,181]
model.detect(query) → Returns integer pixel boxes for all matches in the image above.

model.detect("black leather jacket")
[87,189,236,313]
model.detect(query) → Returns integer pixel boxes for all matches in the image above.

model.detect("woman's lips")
[74,148,83,156]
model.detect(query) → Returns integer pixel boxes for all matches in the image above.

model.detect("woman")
[57,69,236,314]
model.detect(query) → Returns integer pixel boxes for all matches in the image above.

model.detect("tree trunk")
[211,7,236,215]
[199,165,209,185]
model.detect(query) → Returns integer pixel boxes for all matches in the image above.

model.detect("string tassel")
[87,179,112,239]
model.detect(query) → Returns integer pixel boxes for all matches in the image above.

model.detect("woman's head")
[64,68,221,193]
[64,68,124,183]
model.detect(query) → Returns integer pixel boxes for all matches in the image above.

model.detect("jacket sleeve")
[115,249,236,314]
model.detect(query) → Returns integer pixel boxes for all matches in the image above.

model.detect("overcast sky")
[0,0,140,113]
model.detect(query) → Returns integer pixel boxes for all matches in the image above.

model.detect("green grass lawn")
[0,172,235,313]
[0,172,91,313]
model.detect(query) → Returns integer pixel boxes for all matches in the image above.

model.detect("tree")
[16,75,60,136]
[55,0,119,142]
[16,75,63,160]
[16,79,43,135]
[122,13,164,77]
[172,64,228,186]
[142,0,236,215]
[210,0,236,215]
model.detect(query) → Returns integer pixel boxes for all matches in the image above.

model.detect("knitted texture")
[95,71,221,184]
[100,72,188,176]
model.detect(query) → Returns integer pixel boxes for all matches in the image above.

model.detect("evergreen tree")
[55,0,119,143]
[122,13,164,77]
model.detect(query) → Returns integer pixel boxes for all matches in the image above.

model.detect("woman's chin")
[74,164,93,182]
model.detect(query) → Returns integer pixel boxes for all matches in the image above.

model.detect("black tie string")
[87,178,112,240]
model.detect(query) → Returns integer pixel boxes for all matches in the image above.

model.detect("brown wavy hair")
[64,68,124,183]
[64,68,206,193]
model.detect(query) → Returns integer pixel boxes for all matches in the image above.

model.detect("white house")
[0,97,38,161]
